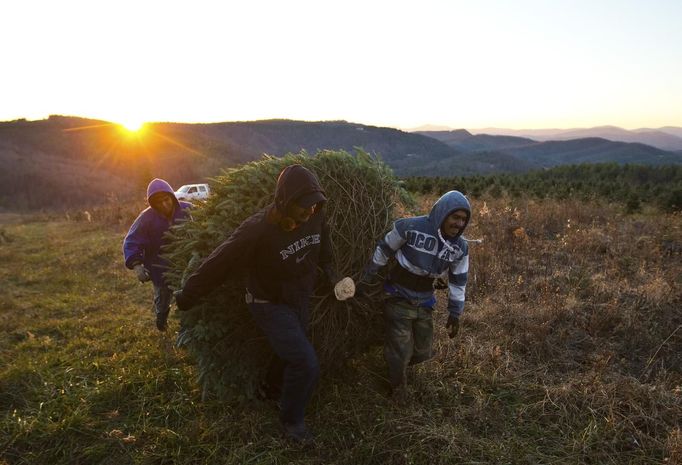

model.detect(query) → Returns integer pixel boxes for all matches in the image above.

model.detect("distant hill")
[2,116,682,210]
[405,124,454,132]
[466,125,682,151]
[541,126,682,152]
[0,116,205,209]
[502,137,682,167]
[410,129,682,174]
[167,119,461,172]
[0,140,133,210]
[657,126,682,138]
[418,129,473,141]
[417,130,536,152]
[0,116,462,209]
[400,150,537,177]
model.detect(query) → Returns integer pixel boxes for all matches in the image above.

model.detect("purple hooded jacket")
[123,179,193,286]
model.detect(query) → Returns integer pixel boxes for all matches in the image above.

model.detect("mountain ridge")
[440,125,682,151]
[2,116,682,209]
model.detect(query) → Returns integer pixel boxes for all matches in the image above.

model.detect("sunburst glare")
[120,119,145,132]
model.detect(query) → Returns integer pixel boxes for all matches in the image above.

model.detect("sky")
[2,0,681,130]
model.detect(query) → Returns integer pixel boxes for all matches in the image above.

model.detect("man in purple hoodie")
[123,178,193,331]
[174,164,343,444]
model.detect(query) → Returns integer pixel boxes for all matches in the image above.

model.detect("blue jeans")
[249,302,320,426]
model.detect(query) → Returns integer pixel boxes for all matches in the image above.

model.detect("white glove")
[334,277,356,301]
[134,264,151,283]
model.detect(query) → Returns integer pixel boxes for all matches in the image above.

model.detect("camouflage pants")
[383,298,434,388]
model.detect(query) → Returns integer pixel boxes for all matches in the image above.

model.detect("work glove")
[174,289,194,312]
[445,315,459,339]
[133,264,151,283]
[334,277,356,301]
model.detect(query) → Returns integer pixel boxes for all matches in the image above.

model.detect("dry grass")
[461,197,681,378]
[0,195,680,464]
[427,196,682,463]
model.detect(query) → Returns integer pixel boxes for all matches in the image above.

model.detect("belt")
[383,285,437,309]
[385,295,436,309]
[390,265,434,292]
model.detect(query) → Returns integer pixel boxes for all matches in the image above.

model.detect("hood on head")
[146,178,179,208]
[274,164,326,211]
[428,190,471,239]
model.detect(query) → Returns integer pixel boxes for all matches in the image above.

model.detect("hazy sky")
[2,0,681,130]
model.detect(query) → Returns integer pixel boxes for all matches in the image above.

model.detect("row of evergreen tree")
[402,164,682,213]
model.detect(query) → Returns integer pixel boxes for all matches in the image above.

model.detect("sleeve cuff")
[125,258,143,269]
[448,301,464,317]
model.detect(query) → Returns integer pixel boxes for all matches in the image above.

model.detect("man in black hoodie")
[174,164,341,444]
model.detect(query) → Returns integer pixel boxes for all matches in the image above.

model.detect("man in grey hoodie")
[359,191,471,397]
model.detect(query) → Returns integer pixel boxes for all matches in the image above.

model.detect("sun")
[119,119,146,133]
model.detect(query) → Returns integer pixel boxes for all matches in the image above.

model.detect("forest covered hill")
[2,116,682,210]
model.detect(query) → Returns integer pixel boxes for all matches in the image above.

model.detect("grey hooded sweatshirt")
[366,190,471,317]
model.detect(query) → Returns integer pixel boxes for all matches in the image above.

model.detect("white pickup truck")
[174,183,210,201]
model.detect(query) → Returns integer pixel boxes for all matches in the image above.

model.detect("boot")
[390,383,410,406]
[155,311,168,332]
[282,421,314,446]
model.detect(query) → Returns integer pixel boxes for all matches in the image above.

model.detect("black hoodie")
[180,165,332,308]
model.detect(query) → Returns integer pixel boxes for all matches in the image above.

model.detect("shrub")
[163,149,411,397]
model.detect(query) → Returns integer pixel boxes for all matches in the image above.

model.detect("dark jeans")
[249,302,320,426]
[153,284,172,317]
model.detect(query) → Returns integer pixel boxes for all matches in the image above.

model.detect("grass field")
[0,198,681,465]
